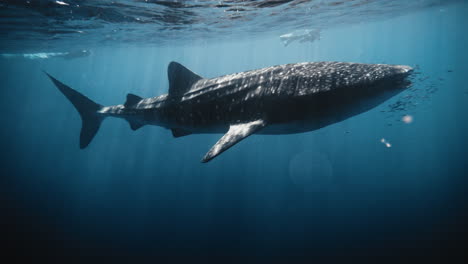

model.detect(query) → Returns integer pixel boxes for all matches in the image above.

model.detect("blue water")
[1,0,467,261]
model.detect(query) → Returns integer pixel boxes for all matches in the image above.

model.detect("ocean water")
[1,0,467,261]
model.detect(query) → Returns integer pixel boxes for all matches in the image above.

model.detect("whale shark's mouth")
[395,65,414,74]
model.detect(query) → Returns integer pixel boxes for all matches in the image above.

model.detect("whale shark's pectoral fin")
[202,119,266,163]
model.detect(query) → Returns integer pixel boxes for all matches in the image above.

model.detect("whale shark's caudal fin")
[44,72,104,148]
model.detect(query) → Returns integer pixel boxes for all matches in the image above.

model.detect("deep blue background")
[1,2,467,262]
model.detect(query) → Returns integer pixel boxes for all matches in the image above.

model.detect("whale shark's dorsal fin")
[125,93,142,107]
[202,119,266,163]
[168,61,203,96]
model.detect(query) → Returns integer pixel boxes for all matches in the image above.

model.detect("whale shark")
[45,61,413,162]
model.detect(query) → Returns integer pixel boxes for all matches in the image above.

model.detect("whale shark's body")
[45,61,413,162]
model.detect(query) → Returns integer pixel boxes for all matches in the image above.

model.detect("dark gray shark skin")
[45,61,413,162]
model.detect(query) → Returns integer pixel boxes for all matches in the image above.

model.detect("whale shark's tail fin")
[44,72,104,148]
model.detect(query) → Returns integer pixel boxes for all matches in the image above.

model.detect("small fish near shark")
[45,61,413,162]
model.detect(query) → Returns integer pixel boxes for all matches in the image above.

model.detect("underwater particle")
[55,1,70,6]
[380,138,392,148]
[402,115,413,124]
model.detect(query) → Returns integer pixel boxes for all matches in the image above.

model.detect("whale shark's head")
[378,64,414,93]
[390,65,414,80]
[394,65,413,74]
[350,64,414,97]
[371,64,414,84]
[351,64,414,113]
[325,63,415,120]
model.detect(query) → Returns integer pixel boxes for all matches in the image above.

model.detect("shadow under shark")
[45,61,413,162]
